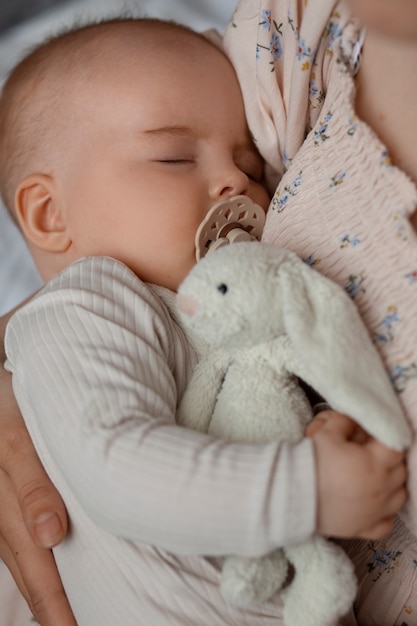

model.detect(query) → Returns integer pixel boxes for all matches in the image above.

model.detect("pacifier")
[195,195,265,261]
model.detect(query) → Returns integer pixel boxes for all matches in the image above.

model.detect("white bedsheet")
[0,1,236,623]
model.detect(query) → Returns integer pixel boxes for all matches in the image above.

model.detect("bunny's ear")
[278,259,411,450]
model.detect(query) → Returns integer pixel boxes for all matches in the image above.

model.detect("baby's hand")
[306,409,367,442]
[310,411,407,540]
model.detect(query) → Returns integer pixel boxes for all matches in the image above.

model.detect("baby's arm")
[5,259,406,559]
[308,410,407,539]
[4,278,316,556]
[0,308,75,626]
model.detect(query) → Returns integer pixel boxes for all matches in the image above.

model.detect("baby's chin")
[146,260,197,293]
[171,259,198,293]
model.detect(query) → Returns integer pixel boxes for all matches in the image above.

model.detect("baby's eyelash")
[156,159,194,164]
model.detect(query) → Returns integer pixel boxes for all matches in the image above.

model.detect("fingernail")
[34,513,63,547]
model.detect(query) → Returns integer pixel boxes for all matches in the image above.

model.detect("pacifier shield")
[195,195,265,261]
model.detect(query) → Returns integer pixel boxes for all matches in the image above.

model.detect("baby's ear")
[15,173,71,252]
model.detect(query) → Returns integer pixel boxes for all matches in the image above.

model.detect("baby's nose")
[210,168,249,201]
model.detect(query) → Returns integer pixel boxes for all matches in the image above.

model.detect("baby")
[0,16,406,626]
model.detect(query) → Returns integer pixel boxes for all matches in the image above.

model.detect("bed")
[0,1,236,622]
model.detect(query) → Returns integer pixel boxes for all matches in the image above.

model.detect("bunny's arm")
[177,349,231,433]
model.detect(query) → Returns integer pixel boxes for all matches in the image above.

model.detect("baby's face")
[58,29,269,291]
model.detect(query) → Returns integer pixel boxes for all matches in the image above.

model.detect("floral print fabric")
[225,2,417,624]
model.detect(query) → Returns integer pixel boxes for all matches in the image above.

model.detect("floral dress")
[225,1,417,624]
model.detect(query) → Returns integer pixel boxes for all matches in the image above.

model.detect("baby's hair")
[0,16,216,221]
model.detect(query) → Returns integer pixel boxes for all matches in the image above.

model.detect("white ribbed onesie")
[5,256,316,626]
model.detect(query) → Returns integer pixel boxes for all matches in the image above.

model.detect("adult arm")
[0,306,76,625]
[350,0,417,183]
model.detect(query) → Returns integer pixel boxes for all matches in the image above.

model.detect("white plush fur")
[176,242,412,626]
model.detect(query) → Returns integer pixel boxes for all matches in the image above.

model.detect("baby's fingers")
[356,515,395,540]
[319,412,360,439]
[355,475,406,540]
[387,460,408,492]
[367,439,406,469]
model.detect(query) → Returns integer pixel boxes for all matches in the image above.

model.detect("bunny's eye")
[217,283,228,295]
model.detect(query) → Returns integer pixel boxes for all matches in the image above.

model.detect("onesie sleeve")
[5,257,316,557]
[223,0,353,183]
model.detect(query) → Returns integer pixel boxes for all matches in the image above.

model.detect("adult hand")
[0,361,76,625]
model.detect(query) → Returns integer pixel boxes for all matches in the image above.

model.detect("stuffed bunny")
[176,241,411,626]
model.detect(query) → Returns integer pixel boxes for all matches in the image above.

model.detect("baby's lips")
[176,293,200,317]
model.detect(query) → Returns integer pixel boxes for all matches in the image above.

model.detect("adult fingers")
[0,534,30,607]
[0,472,76,626]
[0,411,67,547]
[16,547,77,626]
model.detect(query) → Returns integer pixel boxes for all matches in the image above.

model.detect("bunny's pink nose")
[176,294,200,317]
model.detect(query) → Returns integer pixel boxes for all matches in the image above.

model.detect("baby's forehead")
[5,22,221,138]
[54,21,209,72]
[6,20,213,134]
[10,20,208,96]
